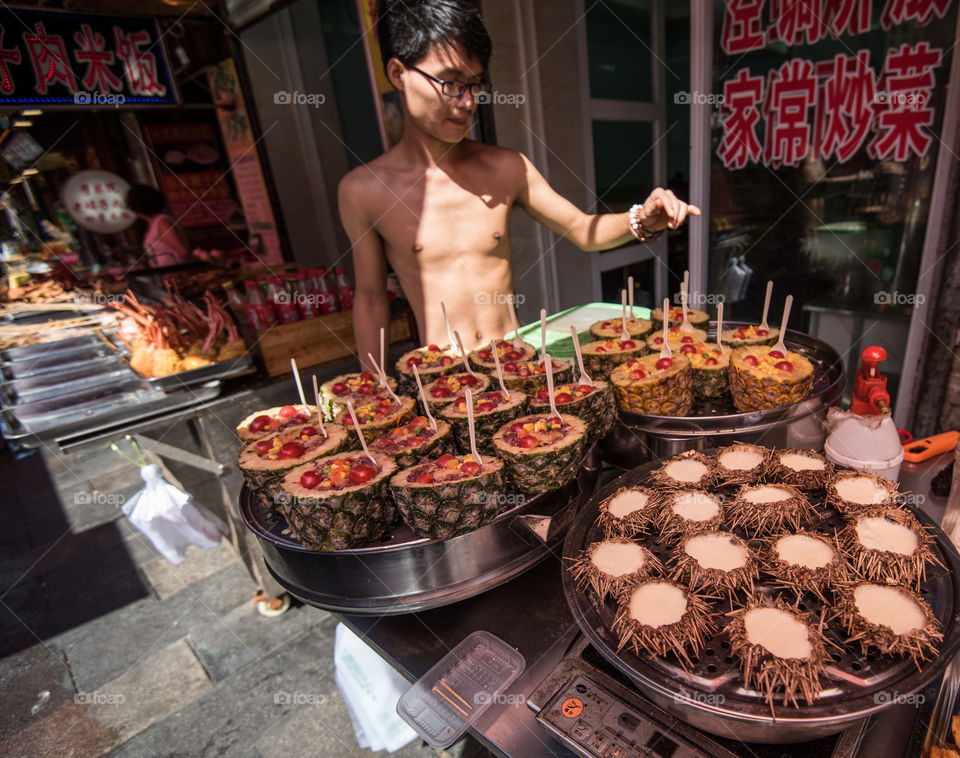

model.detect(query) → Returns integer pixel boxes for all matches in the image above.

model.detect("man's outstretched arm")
[339,175,389,374]
[515,153,700,252]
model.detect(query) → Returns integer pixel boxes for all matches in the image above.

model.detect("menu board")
[207,59,283,264]
[142,122,236,230]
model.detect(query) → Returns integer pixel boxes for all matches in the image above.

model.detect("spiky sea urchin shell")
[766,448,833,490]
[569,538,662,601]
[762,530,849,602]
[612,579,716,669]
[656,490,725,540]
[647,450,715,490]
[727,483,818,537]
[714,443,770,486]
[724,597,829,711]
[670,530,758,600]
[827,471,899,514]
[834,582,942,670]
[597,486,661,538]
[840,508,939,590]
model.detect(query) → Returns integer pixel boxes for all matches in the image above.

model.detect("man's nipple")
[492,231,502,241]
[412,243,423,254]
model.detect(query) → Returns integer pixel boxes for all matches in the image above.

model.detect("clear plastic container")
[396,631,525,749]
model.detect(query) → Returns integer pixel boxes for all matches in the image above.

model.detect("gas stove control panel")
[537,673,725,758]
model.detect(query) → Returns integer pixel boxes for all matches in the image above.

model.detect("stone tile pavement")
[0,440,485,758]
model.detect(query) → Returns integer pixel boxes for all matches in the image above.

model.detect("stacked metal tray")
[0,334,225,447]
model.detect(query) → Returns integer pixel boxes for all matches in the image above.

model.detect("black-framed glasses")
[409,65,492,99]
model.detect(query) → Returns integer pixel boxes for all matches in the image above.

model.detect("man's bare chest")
[372,175,515,262]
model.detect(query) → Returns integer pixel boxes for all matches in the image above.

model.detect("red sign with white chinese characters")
[0,9,175,106]
[717,0,952,169]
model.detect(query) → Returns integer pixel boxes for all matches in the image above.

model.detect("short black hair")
[126,184,167,216]
[376,0,492,76]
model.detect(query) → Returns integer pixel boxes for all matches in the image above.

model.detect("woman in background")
[126,184,192,268]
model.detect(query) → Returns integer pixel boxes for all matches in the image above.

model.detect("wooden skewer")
[464,388,483,466]
[509,303,523,349]
[540,308,548,357]
[772,295,792,355]
[367,352,403,405]
[441,301,456,353]
[411,363,438,432]
[490,338,510,399]
[453,331,476,376]
[570,325,593,386]
[716,302,725,355]
[620,290,629,341]
[544,353,560,419]
[290,358,307,406]
[659,298,671,359]
[759,280,773,331]
[438,680,472,710]
[379,327,386,387]
[345,399,378,467]
[432,686,470,717]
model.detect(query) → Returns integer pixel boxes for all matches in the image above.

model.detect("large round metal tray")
[241,444,602,614]
[599,324,846,468]
[562,456,960,744]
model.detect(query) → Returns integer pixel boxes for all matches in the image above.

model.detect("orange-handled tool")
[903,431,959,463]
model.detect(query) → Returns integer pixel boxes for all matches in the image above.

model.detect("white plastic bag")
[334,623,418,753]
[121,463,225,564]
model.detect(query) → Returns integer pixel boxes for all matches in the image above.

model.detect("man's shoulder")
[462,140,524,169]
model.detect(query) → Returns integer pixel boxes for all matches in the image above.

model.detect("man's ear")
[386,58,405,91]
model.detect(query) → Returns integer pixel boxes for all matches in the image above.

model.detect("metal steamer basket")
[241,445,602,614]
[599,324,846,468]
[562,459,960,744]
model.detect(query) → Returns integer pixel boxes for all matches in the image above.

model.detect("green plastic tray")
[507,302,652,358]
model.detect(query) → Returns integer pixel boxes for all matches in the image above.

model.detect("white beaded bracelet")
[628,203,663,242]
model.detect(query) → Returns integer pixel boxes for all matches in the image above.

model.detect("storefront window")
[707,0,957,401]
[592,120,654,213]
[586,0,654,102]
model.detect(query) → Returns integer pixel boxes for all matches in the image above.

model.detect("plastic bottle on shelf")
[222,281,247,325]
[295,270,319,320]
[271,276,300,324]
[314,267,338,315]
[243,279,277,330]
[334,267,354,311]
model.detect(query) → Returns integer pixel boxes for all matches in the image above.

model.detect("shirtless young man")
[339,0,699,370]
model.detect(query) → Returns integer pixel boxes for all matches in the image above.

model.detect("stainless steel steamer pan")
[562,459,960,744]
[599,325,846,468]
[241,445,602,614]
